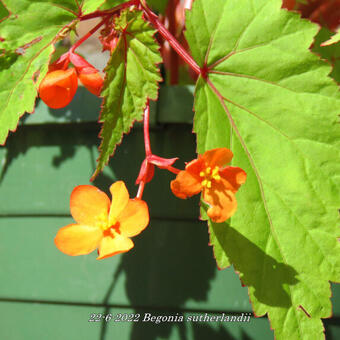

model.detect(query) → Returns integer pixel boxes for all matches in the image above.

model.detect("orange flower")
[55,181,149,260]
[171,148,246,223]
[39,52,104,109]
[69,52,104,96]
[78,67,104,96]
[38,68,78,109]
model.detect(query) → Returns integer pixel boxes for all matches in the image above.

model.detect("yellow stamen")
[99,223,110,231]
[200,166,221,188]
[213,174,221,181]
[97,213,109,231]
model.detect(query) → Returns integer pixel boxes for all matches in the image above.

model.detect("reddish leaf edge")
[0,0,10,24]
[280,4,340,86]
[90,8,162,181]
[0,19,82,146]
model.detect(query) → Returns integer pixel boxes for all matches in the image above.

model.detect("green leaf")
[99,0,169,14]
[186,0,340,339]
[200,200,230,269]
[0,0,77,144]
[321,29,340,47]
[312,28,340,84]
[92,9,161,179]
[0,1,9,21]
[147,0,169,14]
[99,0,169,13]
[81,0,110,14]
[98,0,127,11]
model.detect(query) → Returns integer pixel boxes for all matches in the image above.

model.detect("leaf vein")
[1,40,53,123]
[220,91,331,213]
[203,5,225,66]
[208,0,267,68]
[210,26,315,70]
[266,185,335,274]
[206,78,289,267]
[210,70,337,101]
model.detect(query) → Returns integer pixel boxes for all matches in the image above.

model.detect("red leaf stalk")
[165,0,180,84]
[143,100,152,156]
[70,17,110,53]
[141,1,201,76]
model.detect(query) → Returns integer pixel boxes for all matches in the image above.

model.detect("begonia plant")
[0,0,339,339]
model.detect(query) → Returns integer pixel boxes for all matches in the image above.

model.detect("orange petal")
[118,199,149,237]
[219,166,247,193]
[54,223,102,256]
[70,185,110,227]
[109,181,129,225]
[203,179,237,223]
[185,158,205,177]
[39,68,78,109]
[170,170,202,199]
[78,68,103,96]
[97,234,133,260]
[201,148,233,167]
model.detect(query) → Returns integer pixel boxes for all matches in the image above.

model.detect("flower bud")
[136,159,155,184]
[69,53,104,96]
[78,67,104,96]
[39,68,78,109]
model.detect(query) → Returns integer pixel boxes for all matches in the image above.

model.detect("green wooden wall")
[0,86,339,340]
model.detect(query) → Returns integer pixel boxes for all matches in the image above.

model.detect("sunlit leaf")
[0,0,78,144]
[98,0,129,11]
[186,0,340,339]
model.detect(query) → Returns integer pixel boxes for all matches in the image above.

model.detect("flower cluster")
[55,148,246,260]
[39,52,103,109]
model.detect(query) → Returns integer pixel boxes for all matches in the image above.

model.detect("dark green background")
[0,86,338,339]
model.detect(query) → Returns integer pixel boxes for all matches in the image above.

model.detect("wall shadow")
[324,318,340,340]
[0,123,99,183]
[46,88,101,122]
[0,117,308,340]
[20,88,101,125]
[98,218,217,340]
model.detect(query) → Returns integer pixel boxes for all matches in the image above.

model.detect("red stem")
[80,0,139,21]
[136,97,182,198]
[167,166,180,175]
[136,181,145,200]
[136,102,151,200]
[141,1,201,75]
[70,17,109,53]
[143,101,152,156]
[165,0,180,84]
